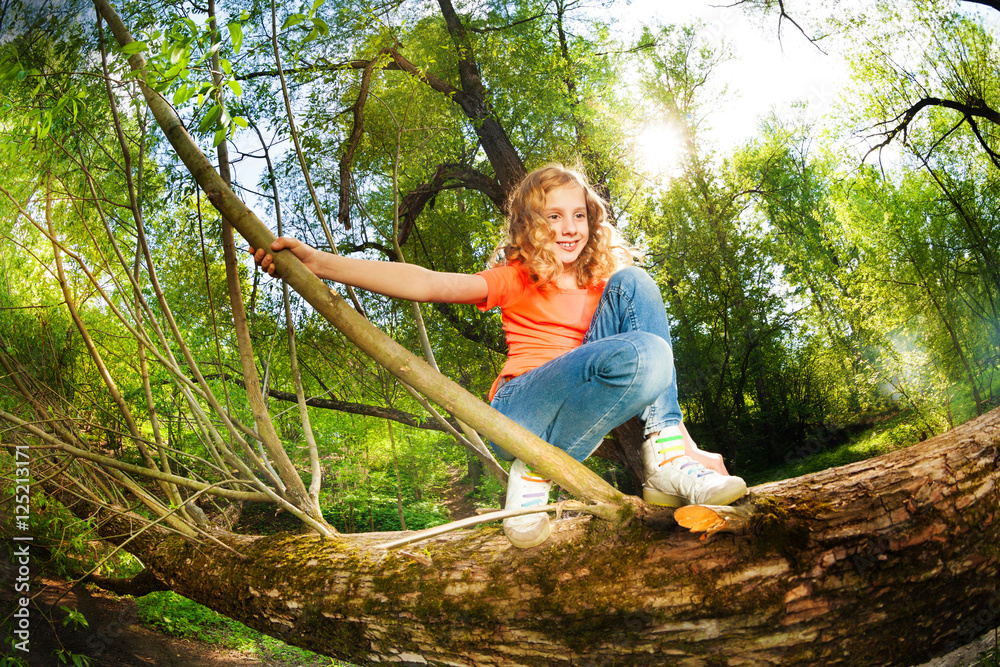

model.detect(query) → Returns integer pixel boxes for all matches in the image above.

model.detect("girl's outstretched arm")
[249,237,488,305]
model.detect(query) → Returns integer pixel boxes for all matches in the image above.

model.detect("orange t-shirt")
[477,264,605,399]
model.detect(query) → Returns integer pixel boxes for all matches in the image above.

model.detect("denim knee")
[607,266,658,297]
[629,332,673,404]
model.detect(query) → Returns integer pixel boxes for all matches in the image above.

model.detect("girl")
[251,164,746,549]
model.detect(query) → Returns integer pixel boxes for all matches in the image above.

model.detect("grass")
[743,408,943,486]
[134,591,352,666]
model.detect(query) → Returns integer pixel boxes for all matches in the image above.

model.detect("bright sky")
[622,0,851,153]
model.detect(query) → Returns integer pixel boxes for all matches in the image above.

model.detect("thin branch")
[466,8,548,33]
[377,501,619,550]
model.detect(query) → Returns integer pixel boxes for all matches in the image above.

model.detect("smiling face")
[544,184,590,281]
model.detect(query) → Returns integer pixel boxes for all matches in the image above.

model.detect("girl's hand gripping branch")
[250,237,321,279]
[249,236,488,305]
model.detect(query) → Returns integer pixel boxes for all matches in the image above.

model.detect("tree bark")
[77,405,1000,666]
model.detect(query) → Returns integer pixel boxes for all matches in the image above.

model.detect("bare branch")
[398,163,505,245]
[338,58,378,230]
[205,372,459,432]
[864,96,1000,161]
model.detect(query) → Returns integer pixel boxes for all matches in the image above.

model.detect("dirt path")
[3,577,330,667]
[438,466,483,521]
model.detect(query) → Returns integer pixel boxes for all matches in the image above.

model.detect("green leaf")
[304,27,318,43]
[282,13,306,29]
[228,22,243,54]
[169,43,185,65]
[37,112,51,141]
[220,58,232,75]
[59,606,89,630]
[122,41,147,54]
[233,115,248,129]
[225,79,242,97]
[198,104,221,132]
[311,0,325,13]
[173,84,193,106]
[313,16,329,37]
[16,69,26,81]
[213,126,226,147]
[164,63,182,79]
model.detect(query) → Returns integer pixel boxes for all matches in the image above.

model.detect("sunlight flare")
[635,123,684,176]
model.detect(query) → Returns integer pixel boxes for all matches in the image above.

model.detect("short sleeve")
[476,264,527,312]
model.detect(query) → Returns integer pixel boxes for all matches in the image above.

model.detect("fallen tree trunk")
[93,405,999,666]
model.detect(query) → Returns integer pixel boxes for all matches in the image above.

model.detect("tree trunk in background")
[68,406,1000,666]
[466,449,484,494]
[601,416,646,496]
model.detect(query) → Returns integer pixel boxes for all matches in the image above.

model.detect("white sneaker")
[502,459,553,548]
[642,427,747,507]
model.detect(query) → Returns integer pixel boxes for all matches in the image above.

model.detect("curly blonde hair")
[492,164,633,289]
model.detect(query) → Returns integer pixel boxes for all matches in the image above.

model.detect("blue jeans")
[490,266,683,462]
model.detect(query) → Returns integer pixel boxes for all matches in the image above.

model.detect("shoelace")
[519,466,551,508]
[678,459,713,478]
[656,434,713,478]
[655,433,684,468]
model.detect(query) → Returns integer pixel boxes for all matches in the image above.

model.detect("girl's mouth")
[556,240,579,251]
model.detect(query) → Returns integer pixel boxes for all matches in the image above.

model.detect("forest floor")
[2,576,335,667]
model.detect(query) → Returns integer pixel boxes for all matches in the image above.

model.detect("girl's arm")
[249,237,488,305]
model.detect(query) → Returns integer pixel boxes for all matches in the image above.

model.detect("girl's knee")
[608,266,656,293]
[624,332,673,399]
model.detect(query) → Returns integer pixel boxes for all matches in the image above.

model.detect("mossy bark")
[103,407,1000,666]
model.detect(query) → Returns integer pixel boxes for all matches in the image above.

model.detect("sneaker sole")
[642,487,685,507]
[503,515,551,548]
[643,481,748,508]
